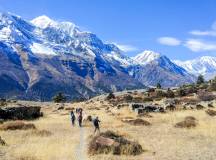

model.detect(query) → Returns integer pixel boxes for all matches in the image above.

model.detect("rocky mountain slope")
[128,51,195,87]
[0,12,195,100]
[174,56,216,80]
[0,12,144,100]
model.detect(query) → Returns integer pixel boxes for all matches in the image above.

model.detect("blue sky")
[0,0,216,60]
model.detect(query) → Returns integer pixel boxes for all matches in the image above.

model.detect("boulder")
[0,106,42,120]
[95,136,119,147]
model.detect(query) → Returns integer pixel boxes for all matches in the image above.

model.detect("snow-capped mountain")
[128,50,195,87]
[174,56,216,80]
[0,12,143,100]
[0,12,195,100]
[132,50,161,65]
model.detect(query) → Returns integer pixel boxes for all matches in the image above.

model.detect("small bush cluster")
[198,90,215,101]
[175,116,197,128]
[0,121,36,130]
[206,109,216,116]
[0,136,6,146]
[88,130,143,155]
[106,92,115,100]
[123,95,133,102]
[27,129,52,137]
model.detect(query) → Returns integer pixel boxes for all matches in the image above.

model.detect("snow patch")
[30,42,57,55]
[31,15,57,29]
[0,26,11,40]
[133,50,161,65]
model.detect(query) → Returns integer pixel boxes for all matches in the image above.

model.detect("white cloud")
[157,37,181,46]
[190,21,216,36]
[184,39,216,52]
[190,30,216,36]
[115,43,138,52]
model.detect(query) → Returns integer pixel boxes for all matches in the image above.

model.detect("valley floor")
[1,100,216,160]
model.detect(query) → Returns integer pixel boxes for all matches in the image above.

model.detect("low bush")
[206,109,216,116]
[88,130,143,155]
[143,97,153,102]
[106,92,115,100]
[198,91,215,101]
[166,89,175,98]
[208,82,216,91]
[129,119,151,126]
[196,104,204,110]
[0,136,6,146]
[175,116,198,128]
[27,129,52,137]
[123,95,133,102]
[0,121,36,130]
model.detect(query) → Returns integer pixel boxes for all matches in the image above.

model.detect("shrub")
[133,97,143,103]
[156,83,161,89]
[0,98,7,106]
[88,130,143,155]
[123,95,133,102]
[206,109,216,116]
[175,117,197,128]
[177,88,187,97]
[196,104,204,110]
[0,121,36,130]
[28,129,52,137]
[198,91,215,101]
[127,119,151,126]
[198,83,208,90]
[197,75,205,85]
[0,136,6,146]
[143,97,153,102]
[52,92,66,103]
[155,90,166,98]
[208,82,216,91]
[186,85,198,94]
[166,89,175,98]
[106,92,115,100]
[147,88,155,93]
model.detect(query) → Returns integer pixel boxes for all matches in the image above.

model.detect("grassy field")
[1,99,216,160]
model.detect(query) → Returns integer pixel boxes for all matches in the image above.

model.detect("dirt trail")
[74,127,88,160]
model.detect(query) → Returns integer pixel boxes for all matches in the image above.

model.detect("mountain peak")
[132,50,161,65]
[31,15,57,28]
[173,56,216,79]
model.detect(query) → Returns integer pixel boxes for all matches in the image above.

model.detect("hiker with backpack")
[70,111,76,126]
[93,116,100,133]
[77,109,83,127]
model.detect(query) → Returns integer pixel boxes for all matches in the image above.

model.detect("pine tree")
[156,83,161,89]
[197,75,205,85]
[52,92,66,103]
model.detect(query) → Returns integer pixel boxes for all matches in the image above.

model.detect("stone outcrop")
[0,106,42,120]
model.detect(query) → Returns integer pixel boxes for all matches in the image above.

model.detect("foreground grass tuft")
[175,116,198,128]
[0,121,36,130]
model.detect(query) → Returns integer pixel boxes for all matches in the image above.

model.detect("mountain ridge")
[0,12,196,100]
[174,56,216,80]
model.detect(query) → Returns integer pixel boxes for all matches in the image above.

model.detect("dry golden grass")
[1,100,216,160]
[0,121,36,130]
